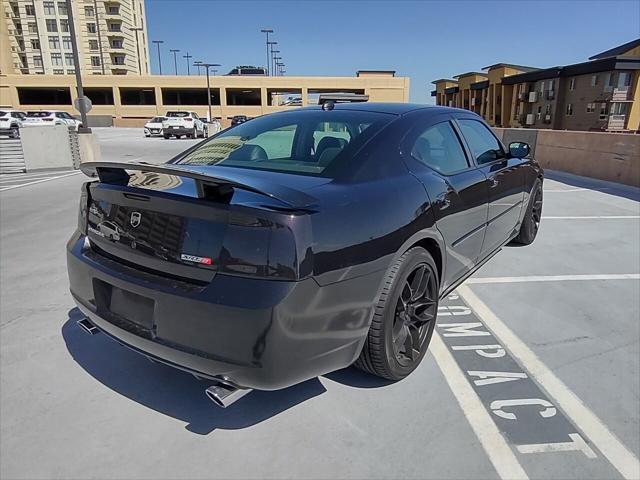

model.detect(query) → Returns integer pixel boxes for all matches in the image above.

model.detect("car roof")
[301,102,473,117]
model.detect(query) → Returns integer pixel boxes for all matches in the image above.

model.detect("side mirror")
[509,142,531,158]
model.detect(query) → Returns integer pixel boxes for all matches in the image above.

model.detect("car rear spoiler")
[80,161,318,210]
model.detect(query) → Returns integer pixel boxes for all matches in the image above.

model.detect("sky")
[145,0,640,103]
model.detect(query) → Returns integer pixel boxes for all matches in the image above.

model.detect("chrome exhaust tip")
[205,383,252,408]
[77,317,99,335]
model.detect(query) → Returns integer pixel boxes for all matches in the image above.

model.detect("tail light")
[184,117,193,122]
[42,118,54,122]
[78,182,90,234]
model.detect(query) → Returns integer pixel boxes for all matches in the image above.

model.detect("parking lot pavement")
[1,130,639,479]
[0,169,81,192]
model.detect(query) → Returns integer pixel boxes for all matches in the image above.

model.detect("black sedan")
[68,103,543,407]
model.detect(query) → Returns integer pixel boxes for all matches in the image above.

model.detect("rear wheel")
[354,247,439,380]
[512,178,543,245]
[163,134,170,140]
[10,126,19,138]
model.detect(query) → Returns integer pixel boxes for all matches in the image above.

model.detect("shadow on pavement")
[546,169,640,202]
[63,308,388,434]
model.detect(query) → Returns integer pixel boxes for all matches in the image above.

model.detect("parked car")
[0,109,26,138]
[69,103,542,408]
[230,115,248,127]
[144,116,167,137]
[206,118,222,135]
[162,111,207,139]
[23,110,83,131]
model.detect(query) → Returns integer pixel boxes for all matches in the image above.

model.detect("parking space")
[0,169,81,192]
[0,130,638,479]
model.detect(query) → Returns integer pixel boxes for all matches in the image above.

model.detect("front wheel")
[354,247,439,381]
[512,178,543,245]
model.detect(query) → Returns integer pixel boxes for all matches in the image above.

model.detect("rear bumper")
[67,232,381,390]
[163,126,194,135]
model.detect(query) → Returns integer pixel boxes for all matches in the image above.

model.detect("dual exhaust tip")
[77,316,252,408]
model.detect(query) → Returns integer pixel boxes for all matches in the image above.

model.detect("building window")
[62,36,72,50]
[30,39,40,50]
[569,78,575,91]
[53,69,64,75]
[57,2,68,16]
[87,22,96,33]
[25,4,35,15]
[28,22,38,33]
[587,103,595,113]
[43,2,55,15]
[545,104,551,115]
[111,39,123,48]
[64,53,74,66]
[108,22,121,32]
[618,72,632,87]
[107,5,120,14]
[33,56,43,67]
[91,56,101,67]
[591,75,598,86]
[60,19,69,32]
[46,19,58,32]
[51,53,63,67]
[113,55,125,65]
[89,39,99,50]
[599,103,607,119]
[49,36,60,49]
[565,103,573,116]
[84,6,94,16]
[537,105,542,119]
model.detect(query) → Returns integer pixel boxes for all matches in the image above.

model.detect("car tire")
[354,247,439,381]
[203,127,209,138]
[10,126,19,138]
[163,134,170,140]
[512,178,543,245]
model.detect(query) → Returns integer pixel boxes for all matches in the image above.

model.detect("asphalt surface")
[1,128,639,479]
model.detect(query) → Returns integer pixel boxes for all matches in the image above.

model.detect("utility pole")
[198,62,221,122]
[65,0,90,132]
[271,50,280,77]
[260,28,273,76]
[268,41,277,77]
[152,40,164,74]
[170,49,180,75]
[183,52,192,75]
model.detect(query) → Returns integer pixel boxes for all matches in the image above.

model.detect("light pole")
[194,60,202,75]
[130,27,143,74]
[197,62,221,122]
[183,52,192,75]
[267,41,277,77]
[170,49,180,75]
[277,62,285,76]
[271,50,280,77]
[65,0,90,132]
[260,28,273,76]
[152,40,164,74]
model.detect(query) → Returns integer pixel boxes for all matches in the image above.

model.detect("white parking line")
[544,216,640,220]
[0,169,74,180]
[431,332,529,480]
[0,175,60,184]
[0,171,81,192]
[457,285,640,480]
[543,188,589,193]
[466,274,640,284]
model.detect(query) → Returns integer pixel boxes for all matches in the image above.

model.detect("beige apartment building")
[431,38,640,133]
[0,0,150,76]
[0,70,410,127]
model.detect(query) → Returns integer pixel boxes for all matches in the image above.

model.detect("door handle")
[489,178,499,189]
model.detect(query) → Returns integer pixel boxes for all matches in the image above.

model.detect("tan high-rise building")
[1,0,150,76]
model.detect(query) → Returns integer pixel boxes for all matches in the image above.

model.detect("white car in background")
[162,111,207,139]
[0,109,27,138]
[144,116,167,137]
[23,110,83,131]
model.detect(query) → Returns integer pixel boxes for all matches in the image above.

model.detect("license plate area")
[93,279,155,333]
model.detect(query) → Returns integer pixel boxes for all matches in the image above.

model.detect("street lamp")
[183,52,192,75]
[274,56,282,76]
[271,49,280,77]
[194,60,202,75]
[196,62,221,122]
[130,27,144,74]
[267,41,277,77]
[152,40,164,74]
[170,49,180,75]
[277,62,285,76]
[260,28,273,76]
[65,0,90,132]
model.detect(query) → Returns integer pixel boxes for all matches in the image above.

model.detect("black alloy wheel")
[512,178,543,245]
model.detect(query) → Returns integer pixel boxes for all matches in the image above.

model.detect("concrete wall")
[495,128,640,187]
[20,126,76,171]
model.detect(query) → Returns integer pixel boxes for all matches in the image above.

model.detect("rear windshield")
[174,109,394,176]
[166,111,190,117]
[0,111,7,117]
[27,111,51,117]
[150,117,166,122]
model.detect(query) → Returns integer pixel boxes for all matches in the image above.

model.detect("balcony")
[607,114,627,131]
[528,91,538,103]
[612,87,631,102]
[525,114,535,125]
[543,114,552,124]
[546,90,555,100]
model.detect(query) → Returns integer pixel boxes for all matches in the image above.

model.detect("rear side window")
[411,122,469,174]
[27,111,51,117]
[458,119,504,164]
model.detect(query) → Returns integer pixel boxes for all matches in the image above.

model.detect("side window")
[312,122,353,165]
[244,124,297,160]
[458,119,504,165]
[410,121,469,174]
